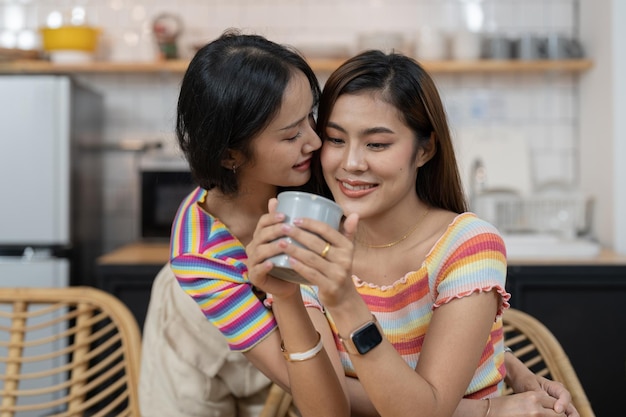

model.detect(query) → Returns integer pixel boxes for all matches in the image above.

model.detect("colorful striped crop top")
[301,213,511,399]
[169,187,277,352]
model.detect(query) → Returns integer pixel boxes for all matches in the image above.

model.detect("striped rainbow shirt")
[301,212,511,399]
[170,187,277,352]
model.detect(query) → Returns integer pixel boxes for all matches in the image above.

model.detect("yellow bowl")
[40,26,100,52]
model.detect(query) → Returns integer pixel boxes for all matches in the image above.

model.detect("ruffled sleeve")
[428,214,510,317]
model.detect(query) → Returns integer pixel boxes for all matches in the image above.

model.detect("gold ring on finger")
[320,242,331,259]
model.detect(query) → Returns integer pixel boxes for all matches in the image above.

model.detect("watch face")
[353,322,383,355]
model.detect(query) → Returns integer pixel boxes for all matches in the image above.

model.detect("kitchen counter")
[97,241,169,265]
[508,248,626,265]
[98,241,626,266]
[96,242,170,331]
[96,241,625,415]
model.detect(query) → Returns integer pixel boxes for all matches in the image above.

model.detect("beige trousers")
[139,264,272,417]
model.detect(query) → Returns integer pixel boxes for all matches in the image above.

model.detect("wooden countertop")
[97,242,169,266]
[97,242,626,267]
[508,249,626,266]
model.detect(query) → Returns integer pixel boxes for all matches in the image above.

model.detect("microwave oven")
[139,155,196,240]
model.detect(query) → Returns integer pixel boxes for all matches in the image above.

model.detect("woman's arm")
[246,335,579,417]
[272,290,349,417]
[276,215,498,417]
[277,217,498,417]
[244,199,350,417]
[241,298,350,417]
[244,202,578,417]
[242,331,291,392]
[342,292,498,417]
[343,366,579,417]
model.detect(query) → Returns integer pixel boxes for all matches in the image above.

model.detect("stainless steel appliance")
[0,75,103,415]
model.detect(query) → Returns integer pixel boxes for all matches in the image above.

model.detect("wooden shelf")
[413,59,593,74]
[0,58,593,75]
[311,58,593,74]
[0,59,190,74]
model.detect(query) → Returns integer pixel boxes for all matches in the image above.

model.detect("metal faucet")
[469,158,487,210]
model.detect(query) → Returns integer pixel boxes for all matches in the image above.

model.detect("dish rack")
[473,192,590,238]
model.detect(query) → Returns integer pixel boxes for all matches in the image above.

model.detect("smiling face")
[321,92,432,220]
[236,71,321,192]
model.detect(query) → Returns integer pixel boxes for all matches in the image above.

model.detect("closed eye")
[367,142,391,150]
[286,110,318,141]
[286,131,302,141]
[325,137,344,145]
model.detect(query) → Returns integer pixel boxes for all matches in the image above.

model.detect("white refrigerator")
[0,74,103,284]
[0,75,104,415]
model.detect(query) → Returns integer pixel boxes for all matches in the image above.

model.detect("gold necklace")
[357,209,430,249]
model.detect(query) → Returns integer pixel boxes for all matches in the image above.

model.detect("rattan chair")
[503,308,595,417]
[259,382,299,417]
[0,286,142,417]
[259,308,595,417]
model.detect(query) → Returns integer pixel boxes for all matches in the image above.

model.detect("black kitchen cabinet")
[96,242,169,332]
[95,243,625,416]
[506,263,626,417]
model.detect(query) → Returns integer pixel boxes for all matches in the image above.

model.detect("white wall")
[0,0,592,252]
[579,0,626,253]
[613,1,626,253]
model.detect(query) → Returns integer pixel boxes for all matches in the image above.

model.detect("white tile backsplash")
[0,0,582,251]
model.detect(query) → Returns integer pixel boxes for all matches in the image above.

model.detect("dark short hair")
[176,29,321,194]
[316,50,467,213]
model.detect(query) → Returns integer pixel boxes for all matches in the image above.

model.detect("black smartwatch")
[340,315,383,355]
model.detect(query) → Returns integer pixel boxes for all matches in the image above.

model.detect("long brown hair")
[315,50,467,213]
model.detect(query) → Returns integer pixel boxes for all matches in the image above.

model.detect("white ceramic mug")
[356,31,406,54]
[517,34,544,60]
[450,30,483,60]
[414,27,448,61]
[546,34,583,60]
[267,191,343,284]
[485,35,514,59]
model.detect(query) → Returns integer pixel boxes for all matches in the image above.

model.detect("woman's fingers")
[494,392,567,417]
[289,217,349,248]
[266,210,357,260]
[247,200,288,264]
[342,213,359,241]
[534,373,579,417]
[278,219,354,282]
[267,197,278,213]
[535,391,567,417]
[564,403,580,417]
[279,227,344,268]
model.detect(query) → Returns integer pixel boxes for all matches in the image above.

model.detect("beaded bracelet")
[280,331,323,362]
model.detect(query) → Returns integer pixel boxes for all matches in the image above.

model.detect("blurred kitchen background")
[2,2,626,414]
[1,0,623,257]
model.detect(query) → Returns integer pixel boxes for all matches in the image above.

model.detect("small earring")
[232,164,237,174]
